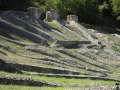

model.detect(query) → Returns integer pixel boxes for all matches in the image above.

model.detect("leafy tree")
[111,0,120,14]
[98,1,112,17]
[0,0,119,26]
[56,0,99,24]
[30,0,46,11]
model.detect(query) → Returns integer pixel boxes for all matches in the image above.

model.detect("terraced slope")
[0,11,120,88]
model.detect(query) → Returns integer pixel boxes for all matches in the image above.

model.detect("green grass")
[48,20,63,32]
[0,35,120,80]
[37,76,115,86]
[48,20,81,41]
[0,85,64,90]
[0,71,116,87]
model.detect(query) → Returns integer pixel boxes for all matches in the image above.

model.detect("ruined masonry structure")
[66,15,78,25]
[27,7,42,21]
[45,9,59,22]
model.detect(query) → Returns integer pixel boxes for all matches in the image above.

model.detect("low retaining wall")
[0,58,80,75]
[0,76,62,87]
[55,41,92,48]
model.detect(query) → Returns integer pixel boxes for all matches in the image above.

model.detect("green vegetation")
[0,0,120,89]
[0,0,120,27]
[48,20,81,40]
[112,0,120,14]
[0,85,64,90]
[0,71,116,86]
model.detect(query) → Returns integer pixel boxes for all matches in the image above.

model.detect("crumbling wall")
[66,15,78,25]
[45,9,59,22]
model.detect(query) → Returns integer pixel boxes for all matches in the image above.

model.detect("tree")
[56,0,99,24]
[111,0,120,14]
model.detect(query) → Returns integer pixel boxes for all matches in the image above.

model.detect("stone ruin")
[27,7,42,21]
[45,9,59,22]
[51,39,107,49]
[66,15,78,25]
[51,40,92,49]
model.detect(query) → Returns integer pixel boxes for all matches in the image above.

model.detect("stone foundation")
[45,9,59,22]
[66,15,78,25]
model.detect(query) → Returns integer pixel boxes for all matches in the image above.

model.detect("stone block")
[45,9,59,22]
[66,15,78,25]
[27,7,42,20]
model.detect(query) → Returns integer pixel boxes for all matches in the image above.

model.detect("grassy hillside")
[0,11,120,89]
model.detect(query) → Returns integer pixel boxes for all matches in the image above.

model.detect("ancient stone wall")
[0,76,61,87]
[45,9,59,22]
[27,7,42,21]
[55,41,91,48]
[66,15,78,25]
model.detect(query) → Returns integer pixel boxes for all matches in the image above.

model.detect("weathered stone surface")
[0,58,20,73]
[1,10,120,83]
[27,7,42,21]
[56,40,91,44]
[0,76,62,87]
[7,63,80,75]
[66,15,78,25]
[87,44,99,49]
[0,18,48,44]
[45,9,59,22]
[53,40,92,48]
[112,34,120,38]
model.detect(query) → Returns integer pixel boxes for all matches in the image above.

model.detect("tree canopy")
[0,0,120,26]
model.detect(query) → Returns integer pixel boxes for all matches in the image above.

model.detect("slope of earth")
[0,11,120,89]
